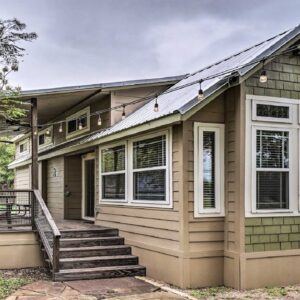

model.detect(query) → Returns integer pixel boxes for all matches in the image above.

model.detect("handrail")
[33,189,61,274]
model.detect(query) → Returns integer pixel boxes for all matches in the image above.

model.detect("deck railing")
[33,189,61,274]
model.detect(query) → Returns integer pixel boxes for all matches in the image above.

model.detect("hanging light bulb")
[121,105,126,120]
[198,80,204,100]
[33,128,38,135]
[59,122,63,133]
[78,119,83,130]
[46,128,51,136]
[97,114,102,126]
[259,60,268,83]
[154,96,159,112]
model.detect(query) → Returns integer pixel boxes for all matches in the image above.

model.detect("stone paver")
[7,277,186,300]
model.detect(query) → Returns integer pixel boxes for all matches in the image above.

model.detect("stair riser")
[60,247,131,258]
[60,257,138,269]
[54,268,146,281]
[58,238,124,248]
[45,230,118,239]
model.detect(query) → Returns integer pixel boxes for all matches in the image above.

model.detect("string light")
[154,96,159,112]
[33,128,38,135]
[97,114,102,126]
[121,105,126,120]
[259,60,268,83]
[198,80,204,100]
[34,43,299,130]
[78,119,83,130]
[46,128,51,136]
[59,122,63,133]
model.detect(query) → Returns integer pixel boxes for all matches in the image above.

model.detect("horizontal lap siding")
[185,96,225,253]
[14,166,31,189]
[47,157,64,220]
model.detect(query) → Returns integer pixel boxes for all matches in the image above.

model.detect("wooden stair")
[41,227,146,281]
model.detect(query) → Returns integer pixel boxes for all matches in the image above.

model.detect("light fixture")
[33,128,38,135]
[78,119,83,130]
[59,122,63,133]
[46,128,51,136]
[97,114,102,126]
[154,97,159,112]
[259,60,268,83]
[198,80,204,100]
[121,105,126,120]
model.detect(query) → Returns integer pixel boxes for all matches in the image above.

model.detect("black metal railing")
[0,190,33,229]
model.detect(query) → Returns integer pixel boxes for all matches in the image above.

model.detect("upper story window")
[19,139,29,154]
[99,130,171,208]
[66,107,90,139]
[194,123,225,217]
[252,100,292,123]
[38,126,53,148]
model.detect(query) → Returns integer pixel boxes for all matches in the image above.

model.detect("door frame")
[82,152,96,221]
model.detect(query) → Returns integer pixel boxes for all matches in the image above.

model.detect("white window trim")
[245,94,299,217]
[99,129,172,208]
[19,139,29,155]
[194,122,225,217]
[38,126,53,149]
[252,99,293,123]
[99,141,127,203]
[66,106,90,139]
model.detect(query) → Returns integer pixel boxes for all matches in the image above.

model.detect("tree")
[0,139,14,188]
[0,18,37,119]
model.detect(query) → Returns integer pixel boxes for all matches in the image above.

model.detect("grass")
[0,275,32,299]
[190,286,233,299]
[264,287,287,297]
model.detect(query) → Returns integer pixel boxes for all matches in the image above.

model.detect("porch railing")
[0,190,33,229]
[33,189,61,274]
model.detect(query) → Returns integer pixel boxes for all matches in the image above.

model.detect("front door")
[82,154,95,220]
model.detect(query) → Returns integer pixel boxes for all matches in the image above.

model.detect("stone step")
[58,254,138,269]
[59,245,132,258]
[58,236,125,248]
[54,265,146,281]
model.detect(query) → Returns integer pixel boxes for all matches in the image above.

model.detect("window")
[132,135,167,202]
[252,100,292,123]
[99,131,171,207]
[66,107,90,138]
[255,130,289,210]
[19,140,29,154]
[101,144,126,201]
[194,123,224,217]
[38,126,53,147]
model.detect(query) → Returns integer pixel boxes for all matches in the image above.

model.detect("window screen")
[101,145,126,200]
[256,104,289,119]
[132,135,167,201]
[256,130,289,209]
[203,131,215,209]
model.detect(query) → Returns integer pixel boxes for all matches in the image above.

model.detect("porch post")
[31,98,38,190]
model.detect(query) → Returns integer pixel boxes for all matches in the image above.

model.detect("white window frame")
[252,99,293,123]
[194,122,225,217]
[66,106,90,139]
[245,95,299,217]
[99,129,172,208]
[38,126,53,149]
[99,141,127,203]
[19,139,29,155]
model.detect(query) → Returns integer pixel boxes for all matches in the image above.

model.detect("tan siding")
[47,157,64,220]
[14,166,30,189]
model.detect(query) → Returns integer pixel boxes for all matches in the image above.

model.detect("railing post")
[52,235,60,275]
[31,191,35,230]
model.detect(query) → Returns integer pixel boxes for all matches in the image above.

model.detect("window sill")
[246,210,296,217]
[98,200,173,209]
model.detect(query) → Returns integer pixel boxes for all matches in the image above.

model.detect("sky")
[1,0,300,90]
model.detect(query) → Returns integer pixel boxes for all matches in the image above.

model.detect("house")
[5,24,300,289]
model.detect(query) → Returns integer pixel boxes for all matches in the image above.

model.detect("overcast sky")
[1,0,300,90]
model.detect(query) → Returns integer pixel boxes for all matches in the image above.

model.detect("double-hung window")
[99,131,171,207]
[194,123,224,217]
[101,144,126,201]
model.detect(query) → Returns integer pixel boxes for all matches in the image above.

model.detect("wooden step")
[54,265,146,281]
[59,228,119,238]
[59,245,131,258]
[59,255,138,269]
[58,236,124,248]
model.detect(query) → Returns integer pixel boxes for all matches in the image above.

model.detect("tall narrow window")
[101,145,126,201]
[256,130,289,210]
[132,135,167,202]
[194,123,224,217]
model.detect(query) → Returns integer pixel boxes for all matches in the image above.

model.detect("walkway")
[7,277,185,299]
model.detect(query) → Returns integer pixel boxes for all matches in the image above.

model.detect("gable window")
[99,130,171,207]
[252,100,292,123]
[66,107,90,139]
[19,139,29,154]
[194,123,224,217]
[38,126,53,147]
[101,144,126,201]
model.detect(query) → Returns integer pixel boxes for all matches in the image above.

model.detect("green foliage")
[0,139,15,188]
[190,286,232,299]
[265,286,287,297]
[0,275,31,299]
